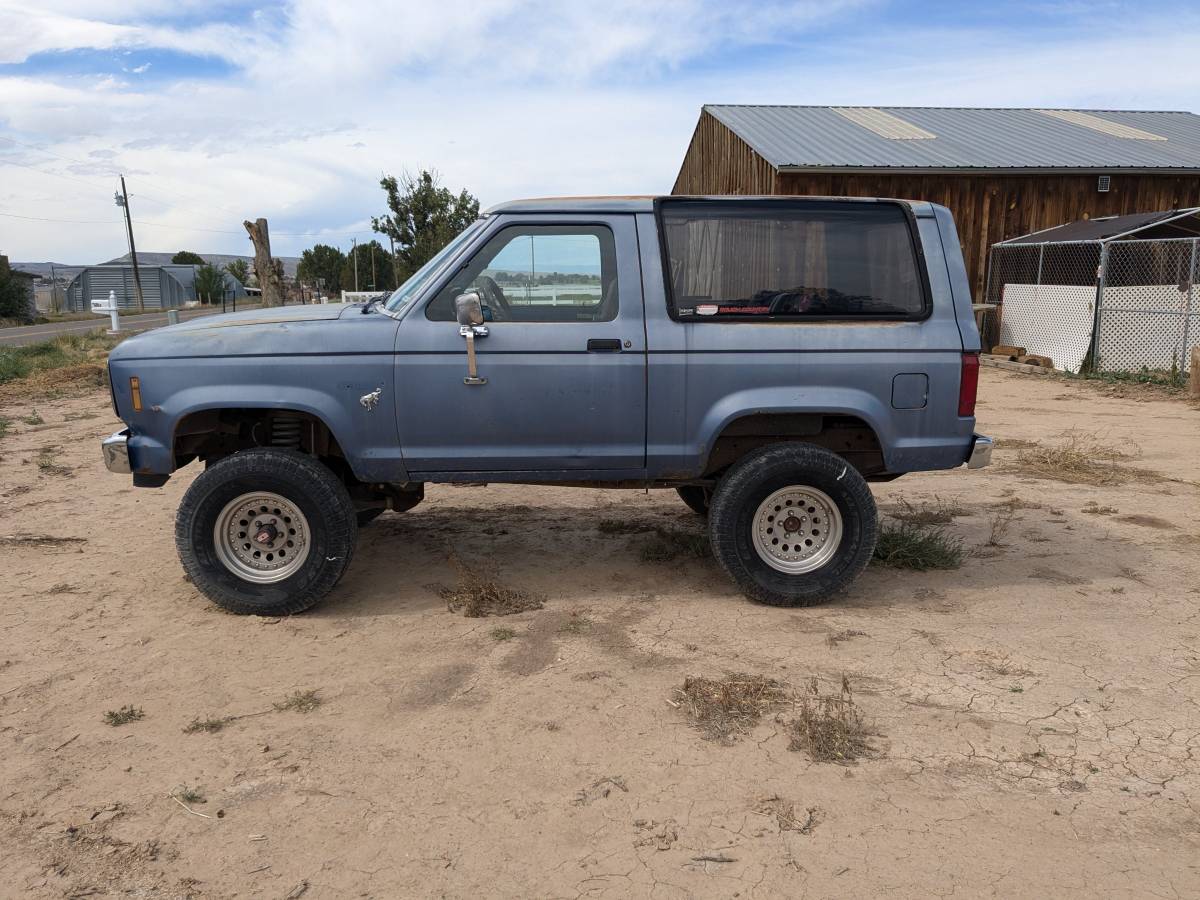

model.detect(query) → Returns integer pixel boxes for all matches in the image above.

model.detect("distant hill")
[103,252,301,278]
[15,252,300,280]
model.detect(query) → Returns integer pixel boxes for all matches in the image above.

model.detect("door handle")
[587,339,622,352]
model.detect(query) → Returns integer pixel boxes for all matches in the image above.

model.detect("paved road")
[0,305,252,348]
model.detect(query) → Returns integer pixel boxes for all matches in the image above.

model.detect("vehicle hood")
[165,303,356,332]
[109,302,399,360]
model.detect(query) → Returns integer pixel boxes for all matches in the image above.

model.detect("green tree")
[297,244,346,295]
[372,170,479,282]
[172,250,206,265]
[193,263,227,304]
[339,240,396,293]
[0,256,32,321]
[224,258,250,285]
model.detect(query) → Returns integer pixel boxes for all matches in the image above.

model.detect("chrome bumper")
[967,434,993,469]
[102,429,131,474]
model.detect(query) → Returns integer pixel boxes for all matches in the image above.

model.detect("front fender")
[111,356,405,482]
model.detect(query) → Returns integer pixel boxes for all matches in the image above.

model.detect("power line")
[0,209,376,239]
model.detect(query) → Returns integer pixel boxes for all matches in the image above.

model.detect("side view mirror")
[455,292,484,327]
[454,291,488,386]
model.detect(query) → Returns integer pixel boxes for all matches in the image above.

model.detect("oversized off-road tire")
[676,485,711,516]
[176,448,358,615]
[708,443,877,607]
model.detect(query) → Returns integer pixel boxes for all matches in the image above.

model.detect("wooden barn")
[672,105,1200,300]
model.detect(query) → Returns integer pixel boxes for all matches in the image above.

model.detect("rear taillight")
[958,352,979,417]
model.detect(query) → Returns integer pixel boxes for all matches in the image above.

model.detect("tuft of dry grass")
[891,496,969,526]
[183,716,234,734]
[174,786,205,804]
[442,562,543,618]
[273,689,321,713]
[597,518,654,535]
[640,526,709,563]
[673,673,791,743]
[104,705,144,727]
[489,627,517,641]
[826,629,867,648]
[872,522,963,570]
[786,676,870,763]
[759,796,823,834]
[1082,502,1118,516]
[1006,431,1158,485]
[35,446,72,477]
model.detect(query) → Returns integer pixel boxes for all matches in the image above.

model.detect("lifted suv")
[103,196,990,615]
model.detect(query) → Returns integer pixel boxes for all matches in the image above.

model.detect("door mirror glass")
[455,291,484,327]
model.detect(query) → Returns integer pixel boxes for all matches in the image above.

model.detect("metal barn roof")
[999,207,1200,244]
[704,105,1200,172]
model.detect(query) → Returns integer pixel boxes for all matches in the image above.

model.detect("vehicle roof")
[484,195,929,214]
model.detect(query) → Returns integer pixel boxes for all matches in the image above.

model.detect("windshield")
[383,219,487,314]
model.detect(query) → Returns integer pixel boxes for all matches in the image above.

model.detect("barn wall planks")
[672,112,1200,300]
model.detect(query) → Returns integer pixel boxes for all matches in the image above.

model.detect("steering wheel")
[477,276,511,320]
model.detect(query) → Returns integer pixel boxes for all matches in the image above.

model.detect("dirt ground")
[1,369,1198,899]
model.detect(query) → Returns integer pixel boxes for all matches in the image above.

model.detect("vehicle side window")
[425,224,618,323]
[659,201,927,320]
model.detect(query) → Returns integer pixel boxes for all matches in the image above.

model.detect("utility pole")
[352,237,359,291]
[387,232,399,285]
[115,176,145,311]
[370,243,376,291]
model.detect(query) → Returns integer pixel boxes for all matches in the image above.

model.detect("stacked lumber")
[981,345,1056,376]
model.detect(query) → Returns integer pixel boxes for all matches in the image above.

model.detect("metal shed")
[986,208,1200,375]
[63,265,247,312]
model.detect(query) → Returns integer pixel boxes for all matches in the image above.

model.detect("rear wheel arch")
[702,412,885,479]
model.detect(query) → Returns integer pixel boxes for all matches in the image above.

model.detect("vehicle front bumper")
[102,429,131,474]
[967,434,993,469]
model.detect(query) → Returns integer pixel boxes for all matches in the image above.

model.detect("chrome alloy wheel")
[750,486,843,574]
[213,491,310,583]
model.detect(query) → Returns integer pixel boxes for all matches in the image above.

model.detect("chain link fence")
[985,237,1197,376]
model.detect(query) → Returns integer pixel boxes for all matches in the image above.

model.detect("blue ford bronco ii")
[103,196,991,615]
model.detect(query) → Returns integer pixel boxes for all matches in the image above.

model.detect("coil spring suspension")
[270,415,302,450]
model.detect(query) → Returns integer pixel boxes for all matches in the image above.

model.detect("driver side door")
[393,214,647,476]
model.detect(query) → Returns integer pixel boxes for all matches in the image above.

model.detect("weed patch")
[490,627,517,641]
[442,563,543,617]
[0,331,119,395]
[786,676,870,763]
[891,496,969,526]
[274,689,321,713]
[183,716,235,734]
[640,526,709,563]
[1006,431,1158,485]
[597,518,654,535]
[20,410,43,426]
[104,705,144,727]
[873,522,963,570]
[826,629,867,648]
[673,673,791,743]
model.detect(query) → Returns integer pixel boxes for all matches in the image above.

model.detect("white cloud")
[1,1,1198,262]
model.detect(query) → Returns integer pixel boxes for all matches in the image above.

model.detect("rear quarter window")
[658,200,928,321]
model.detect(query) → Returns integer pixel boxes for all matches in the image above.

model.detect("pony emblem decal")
[359,386,382,411]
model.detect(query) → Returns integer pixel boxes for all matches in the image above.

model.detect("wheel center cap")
[782,515,804,532]
[254,523,278,545]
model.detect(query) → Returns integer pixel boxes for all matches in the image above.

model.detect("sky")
[1,0,1199,264]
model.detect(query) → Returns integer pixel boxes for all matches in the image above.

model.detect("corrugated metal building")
[64,265,247,311]
[673,105,1200,300]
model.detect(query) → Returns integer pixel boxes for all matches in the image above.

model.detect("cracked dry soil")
[1,368,1198,898]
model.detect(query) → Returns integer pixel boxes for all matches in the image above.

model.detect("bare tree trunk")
[243,218,284,308]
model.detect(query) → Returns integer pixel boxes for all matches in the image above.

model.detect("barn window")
[657,200,927,321]
[1097,175,1111,192]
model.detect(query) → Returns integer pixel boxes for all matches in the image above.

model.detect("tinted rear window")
[659,200,926,320]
